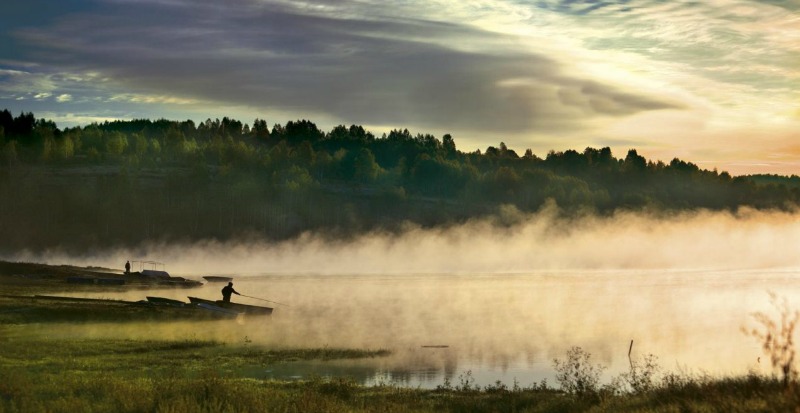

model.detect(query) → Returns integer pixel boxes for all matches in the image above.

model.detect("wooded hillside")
[1,109,797,253]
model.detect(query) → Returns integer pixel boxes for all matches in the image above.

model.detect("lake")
[44,269,800,388]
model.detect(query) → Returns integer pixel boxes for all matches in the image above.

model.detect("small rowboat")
[188,296,273,316]
[203,276,233,283]
[146,296,186,307]
[196,303,241,317]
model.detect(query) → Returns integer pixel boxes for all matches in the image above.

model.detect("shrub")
[552,346,605,396]
[745,292,799,387]
[623,353,660,394]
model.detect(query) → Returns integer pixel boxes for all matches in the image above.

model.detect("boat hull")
[188,296,273,315]
[146,296,186,307]
[196,303,241,317]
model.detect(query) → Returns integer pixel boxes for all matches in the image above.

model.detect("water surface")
[46,269,800,388]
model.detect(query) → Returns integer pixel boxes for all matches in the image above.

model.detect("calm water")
[46,269,800,388]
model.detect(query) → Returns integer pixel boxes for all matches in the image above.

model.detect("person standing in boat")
[124,260,131,275]
[221,282,240,303]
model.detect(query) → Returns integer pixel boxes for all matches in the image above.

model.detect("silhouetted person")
[124,260,131,275]
[221,282,240,303]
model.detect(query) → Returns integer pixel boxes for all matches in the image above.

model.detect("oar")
[240,294,289,307]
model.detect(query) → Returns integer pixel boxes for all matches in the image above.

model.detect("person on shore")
[221,282,240,303]
[124,260,131,275]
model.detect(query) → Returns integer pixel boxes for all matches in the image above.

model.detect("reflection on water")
[38,269,800,388]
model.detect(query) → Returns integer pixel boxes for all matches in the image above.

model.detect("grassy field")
[2,331,798,413]
[1,261,799,412]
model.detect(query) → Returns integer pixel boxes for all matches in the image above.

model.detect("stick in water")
[628,339,634,370]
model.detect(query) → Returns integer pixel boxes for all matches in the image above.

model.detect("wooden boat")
[188,296,273,315]
[195,303,241,317]
[32,295,140,305]
[203,276,233,283]
[146,296,186,307]
[126,260,203,288]
[6,294,241,319]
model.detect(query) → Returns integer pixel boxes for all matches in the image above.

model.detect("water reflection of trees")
[372,347,460,386]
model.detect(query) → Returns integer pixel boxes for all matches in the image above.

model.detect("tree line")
[1,109,798,253]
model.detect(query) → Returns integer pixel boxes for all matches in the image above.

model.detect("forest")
[1,109,798,253]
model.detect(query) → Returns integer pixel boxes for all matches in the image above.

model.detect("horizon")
[2,107,798,179]
[1,0,798,176]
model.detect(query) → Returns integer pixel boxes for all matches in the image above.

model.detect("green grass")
[0,331,399,413]
[2,328,800,413]
[0,329,389,376]
[2,367,798,412]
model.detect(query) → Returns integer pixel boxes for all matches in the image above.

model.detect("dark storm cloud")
[757,0,800,12]
[7,0,681,133]
[0,0,94,58]
[534,0,633,15]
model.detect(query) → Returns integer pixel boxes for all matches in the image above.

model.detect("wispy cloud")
[4,0,682,133]
[108,93,201,105]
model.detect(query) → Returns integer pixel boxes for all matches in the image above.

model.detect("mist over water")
[9,206,800,386]
[10,204,800,275]
[29,270,800,387]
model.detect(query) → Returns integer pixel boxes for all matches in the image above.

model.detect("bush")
[623,353,660,394]
[552,346,605,396]
[745,292,799,387]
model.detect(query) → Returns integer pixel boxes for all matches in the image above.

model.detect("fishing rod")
[240,294,289,307]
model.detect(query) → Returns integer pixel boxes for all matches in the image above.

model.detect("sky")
[0,0,798,175]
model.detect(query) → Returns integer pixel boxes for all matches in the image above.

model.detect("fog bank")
[8,204,800,276]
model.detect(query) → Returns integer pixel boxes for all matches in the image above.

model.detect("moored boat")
[146,296,186,307]
[125,260,203,288]
[195,303,241,317]
[188,296,273,315]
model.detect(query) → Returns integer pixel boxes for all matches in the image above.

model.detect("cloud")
[5,0,681,135]
[0,67,54,95]
[55,93,72,102]
[34,111,122,125]
[0,68,30,76]
[108,93,200,105]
